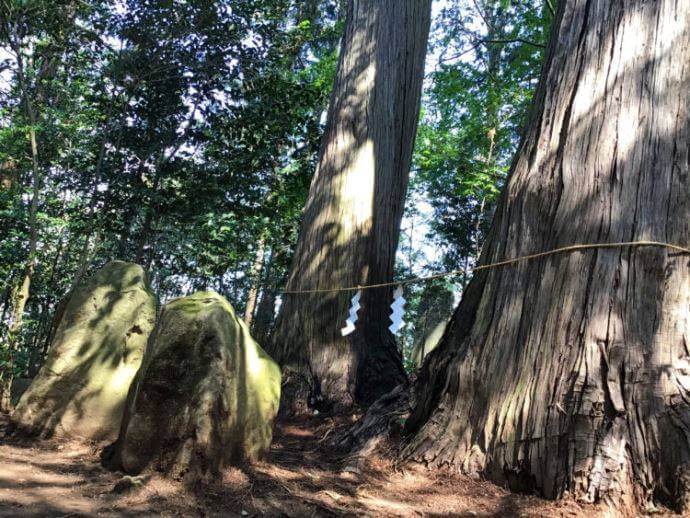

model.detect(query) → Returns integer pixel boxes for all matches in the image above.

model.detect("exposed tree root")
[335,383,412,473]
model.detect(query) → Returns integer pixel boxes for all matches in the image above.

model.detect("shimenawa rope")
[280,240,690,295]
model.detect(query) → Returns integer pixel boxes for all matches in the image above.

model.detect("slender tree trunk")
[134,101,200,267]
[73,232,100,286]
[269,0,432,410]
[2,38,42,412]
[405,0,689,511]
[0,274,13,326]
[244,236,266,327]
[71,116,119,286]
[253,287,277,345]
[252,247,277,345]
[473,128,495,259]
[8,40,41,331]
[28,229,66,375]
[134,190,156,265]
[472,5,502,263]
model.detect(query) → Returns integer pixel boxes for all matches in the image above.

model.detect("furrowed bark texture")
[269,0,431,410]
[405,0,689,510]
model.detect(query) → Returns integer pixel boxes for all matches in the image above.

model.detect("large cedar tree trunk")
[270,0,431,410]
[405,0,689,510]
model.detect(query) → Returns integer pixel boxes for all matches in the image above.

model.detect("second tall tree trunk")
[269,0,431,410]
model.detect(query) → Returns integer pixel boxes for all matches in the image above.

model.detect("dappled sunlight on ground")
[0,413,673,517]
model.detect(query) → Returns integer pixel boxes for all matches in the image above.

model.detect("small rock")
[112,475,149,493]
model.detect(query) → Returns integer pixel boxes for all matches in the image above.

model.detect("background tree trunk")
[405,0,689,510]
[269,0,431,410]
[244,236,266,327]
[1,34,42,412]
[253,286,276,345]
[251,246,277,344]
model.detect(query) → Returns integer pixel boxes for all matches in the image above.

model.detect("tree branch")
[482,38,546,49]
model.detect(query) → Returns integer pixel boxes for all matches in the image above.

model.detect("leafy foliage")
[0,0,342,375]
[396,0,551,366]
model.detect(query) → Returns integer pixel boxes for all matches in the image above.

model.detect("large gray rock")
[107,291,281,482]
[11,261,157,441]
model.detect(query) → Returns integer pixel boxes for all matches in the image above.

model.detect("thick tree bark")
[269,0,431,410]
[405,0,689,511]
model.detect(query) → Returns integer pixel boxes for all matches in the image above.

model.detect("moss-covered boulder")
[11,261,157,441]
[108,291,281,482]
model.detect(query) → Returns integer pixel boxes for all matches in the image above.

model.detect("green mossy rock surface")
[11,261,157,441]
[113,291,281,481]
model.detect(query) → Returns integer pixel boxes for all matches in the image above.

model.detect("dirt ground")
[0,413,675,517]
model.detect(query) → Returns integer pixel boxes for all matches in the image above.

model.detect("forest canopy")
[0,0,550,380]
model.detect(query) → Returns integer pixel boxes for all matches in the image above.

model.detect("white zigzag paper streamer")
[389,285,406,335]
[340,290,362,336]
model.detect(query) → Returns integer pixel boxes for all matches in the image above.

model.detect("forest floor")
[0,413,674,517]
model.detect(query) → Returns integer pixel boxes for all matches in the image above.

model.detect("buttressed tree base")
[405,0,689,511]
[11,261,157,441]
[107,291,280,483]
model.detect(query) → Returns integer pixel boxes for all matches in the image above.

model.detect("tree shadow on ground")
[0,413,621,516]
[199,417,596,516]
